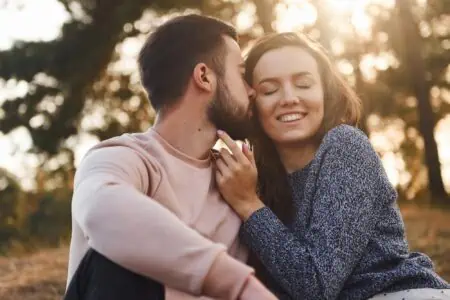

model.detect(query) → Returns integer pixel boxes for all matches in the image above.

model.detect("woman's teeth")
[279,113,304,122]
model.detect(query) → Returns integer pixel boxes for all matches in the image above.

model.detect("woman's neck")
[276,141,319,174]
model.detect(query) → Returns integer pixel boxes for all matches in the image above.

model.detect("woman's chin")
[273,131,316,146]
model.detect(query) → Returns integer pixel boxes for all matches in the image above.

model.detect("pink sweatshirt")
[67,128,254,299]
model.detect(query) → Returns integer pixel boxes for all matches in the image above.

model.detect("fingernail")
[217,130,224,135]
[242,144,248,151]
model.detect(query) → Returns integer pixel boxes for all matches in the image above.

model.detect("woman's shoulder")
[321,124,375,156]
[315,124,379,169]
[323,124,368,146]
[314,126,396,202]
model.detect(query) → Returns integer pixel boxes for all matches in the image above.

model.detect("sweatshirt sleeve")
[72,145,253,299]
[239,125,397,299]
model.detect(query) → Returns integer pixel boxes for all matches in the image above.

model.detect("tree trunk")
[397,0,448,203]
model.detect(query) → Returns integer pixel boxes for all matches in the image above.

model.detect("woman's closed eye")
[294,78,313,89]
[259,77,313,95]
[260,83,278,96]
[262,89,278,96]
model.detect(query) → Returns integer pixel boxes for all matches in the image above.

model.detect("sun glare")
[0,0,69,50]
[236,2,256,32]
[275,0,317,32]
[436,116,450,192]
[326,0,395,13]
[273,0,379,37]
[325,0,367,14]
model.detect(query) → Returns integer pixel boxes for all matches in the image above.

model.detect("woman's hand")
[215,130,265,220]
[239,276,278,300]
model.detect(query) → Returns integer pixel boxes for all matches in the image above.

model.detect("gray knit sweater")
[239,125,450,300]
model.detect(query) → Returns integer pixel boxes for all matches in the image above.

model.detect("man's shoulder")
[82,130,161,165]
[73,131,164,195]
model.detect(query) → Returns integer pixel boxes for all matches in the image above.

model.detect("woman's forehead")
[253,46,319,82]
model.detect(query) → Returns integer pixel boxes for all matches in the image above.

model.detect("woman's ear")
[193,63,216,93]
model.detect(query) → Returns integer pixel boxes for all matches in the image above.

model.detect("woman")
[214,32,450,300]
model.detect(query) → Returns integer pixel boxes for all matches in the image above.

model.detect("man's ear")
[192,63,216,93]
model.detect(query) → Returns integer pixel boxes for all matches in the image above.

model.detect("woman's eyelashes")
[259,83,278,95]
[262,89,277,96]
[294,77,313,89]
[260,81,312,96]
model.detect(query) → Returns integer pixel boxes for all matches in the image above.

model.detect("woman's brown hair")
[244,32,362,283]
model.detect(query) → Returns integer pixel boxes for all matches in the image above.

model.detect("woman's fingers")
[242,143,256,167]
[215,157,228,175]
[219,148,237,167]
[217,130,248,163]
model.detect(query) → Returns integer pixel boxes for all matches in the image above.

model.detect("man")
[64,14,276,300]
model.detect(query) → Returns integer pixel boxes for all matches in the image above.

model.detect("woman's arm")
[221,126,397,299]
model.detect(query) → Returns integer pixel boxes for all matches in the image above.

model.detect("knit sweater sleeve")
[239,125,397,299]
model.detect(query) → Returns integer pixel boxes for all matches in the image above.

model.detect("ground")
[0,204,449,300]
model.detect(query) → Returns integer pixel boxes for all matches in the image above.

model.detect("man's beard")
[207,78,253,141]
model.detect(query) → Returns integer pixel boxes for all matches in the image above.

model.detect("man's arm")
[72,146,263,299]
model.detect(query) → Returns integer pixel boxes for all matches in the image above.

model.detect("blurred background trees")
[0,0,449,252]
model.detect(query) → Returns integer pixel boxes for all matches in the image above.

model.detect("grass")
[0,204,449,300]
[0,247,67,300]
[400,204,450,280]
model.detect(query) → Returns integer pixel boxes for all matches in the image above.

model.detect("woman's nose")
[279,86,300,106]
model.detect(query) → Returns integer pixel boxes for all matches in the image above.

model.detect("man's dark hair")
[138,14,237,111]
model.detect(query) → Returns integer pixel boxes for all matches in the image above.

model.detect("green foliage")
[0,174,73,254]
[27,192,72,246]
[0,170,27,253]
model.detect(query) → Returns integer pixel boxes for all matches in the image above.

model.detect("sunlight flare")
[275,0,317,32]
